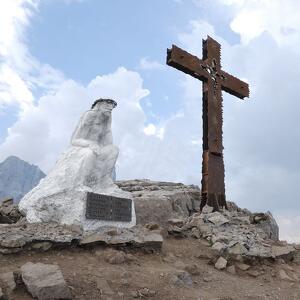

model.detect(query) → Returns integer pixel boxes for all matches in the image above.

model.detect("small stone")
[1,198,13,206]
[31,242,52,251]
[184,264,200,275]
[212,242,227,253]
[202,205,214,214]
[278,269,294,281]
[236,263,250,271]
[163,253,176,263]
[138,287,156,297]
[228,242,248,255]
[144,222,160,230]
[0,271,16,294]
[171,271,193,287]
[130,291,139,298]
[104,249,126,265]
[96,278,114,295]
[246,270,261,277]
[21,262,72,300]
[174,260,185,269]
[191,227,201,239]
[168,218,184,227]
[215,257,227,270]
[207,212,229,226]
[226,265,236,275]
[203,277,212,282]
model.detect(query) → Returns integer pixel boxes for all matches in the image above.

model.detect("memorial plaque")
[86,192,132,222]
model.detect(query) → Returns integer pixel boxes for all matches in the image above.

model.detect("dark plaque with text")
[85,192,132,222]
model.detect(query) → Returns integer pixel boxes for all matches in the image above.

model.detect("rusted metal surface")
[167,35,250,211]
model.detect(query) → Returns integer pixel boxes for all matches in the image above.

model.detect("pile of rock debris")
[168,202,298,267]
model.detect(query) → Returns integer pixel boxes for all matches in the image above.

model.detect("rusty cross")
[166,36,249,211]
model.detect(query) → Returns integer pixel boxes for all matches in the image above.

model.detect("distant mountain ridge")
[0,156,45,202]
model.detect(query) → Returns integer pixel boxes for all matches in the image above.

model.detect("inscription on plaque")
[86,192,132,222]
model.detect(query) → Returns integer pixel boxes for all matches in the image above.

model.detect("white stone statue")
[19,99,136,230]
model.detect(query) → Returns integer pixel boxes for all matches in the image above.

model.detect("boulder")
[116,180,200,226]
[21,262,72,300]
[251,212,279,241]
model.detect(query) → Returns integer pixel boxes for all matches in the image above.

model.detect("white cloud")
[144,124,156,136]
[277,214,300,243]
[143,123,165,139]
[0,0,64,112]
[138,57,165,71]
[219,0,300,45]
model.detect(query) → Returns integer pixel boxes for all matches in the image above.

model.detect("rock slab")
[0,223,163,254]
[21,262,72,300]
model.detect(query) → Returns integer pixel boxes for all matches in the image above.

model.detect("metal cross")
[166,36,249,211]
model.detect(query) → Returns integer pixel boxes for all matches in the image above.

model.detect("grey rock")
[0,223,162,254]
[215,257,227,270]
[278,269,294,281]
[184,264,200,275]
[138,287,156,297]
[171,271,193,287]
[168,218,184,227]
[246,270,261,277]
[0,198,24,224]
[254,212,279,241]
[191,227,201,239]
[116,180,200,225]
[202,205,214,214]
[31,242,52,251]
[0,287,3,299]
[228,242,248,256]
[0,223,82,254]
[207,212,229,226]
[0,156,45,203]
[0,271,16,294]
[271,245,296,259]
[212,242,227,253]
[96,278,114,295]
[104,249,127,265]
[226,265,236,275]
[236,263,250,271]
[21,262,72,300]
[294,249,300,264]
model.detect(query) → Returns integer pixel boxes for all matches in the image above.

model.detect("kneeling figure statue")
[19,99,136,230]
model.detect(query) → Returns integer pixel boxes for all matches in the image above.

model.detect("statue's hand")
[90,144,101,156]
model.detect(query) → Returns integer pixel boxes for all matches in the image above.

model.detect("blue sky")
[1,0,300,242]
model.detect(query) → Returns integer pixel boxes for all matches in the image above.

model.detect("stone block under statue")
[18,99,136,231]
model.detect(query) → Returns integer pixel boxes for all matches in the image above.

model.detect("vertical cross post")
[166,36,249,211]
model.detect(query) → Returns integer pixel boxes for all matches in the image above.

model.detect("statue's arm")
[71,111,96,148]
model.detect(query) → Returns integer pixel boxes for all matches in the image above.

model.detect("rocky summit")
[0,156,45,202]
[0,180,299,299]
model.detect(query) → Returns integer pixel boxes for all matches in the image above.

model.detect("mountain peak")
[0,156,45,202]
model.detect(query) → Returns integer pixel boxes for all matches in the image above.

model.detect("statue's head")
[91,98,117,112]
